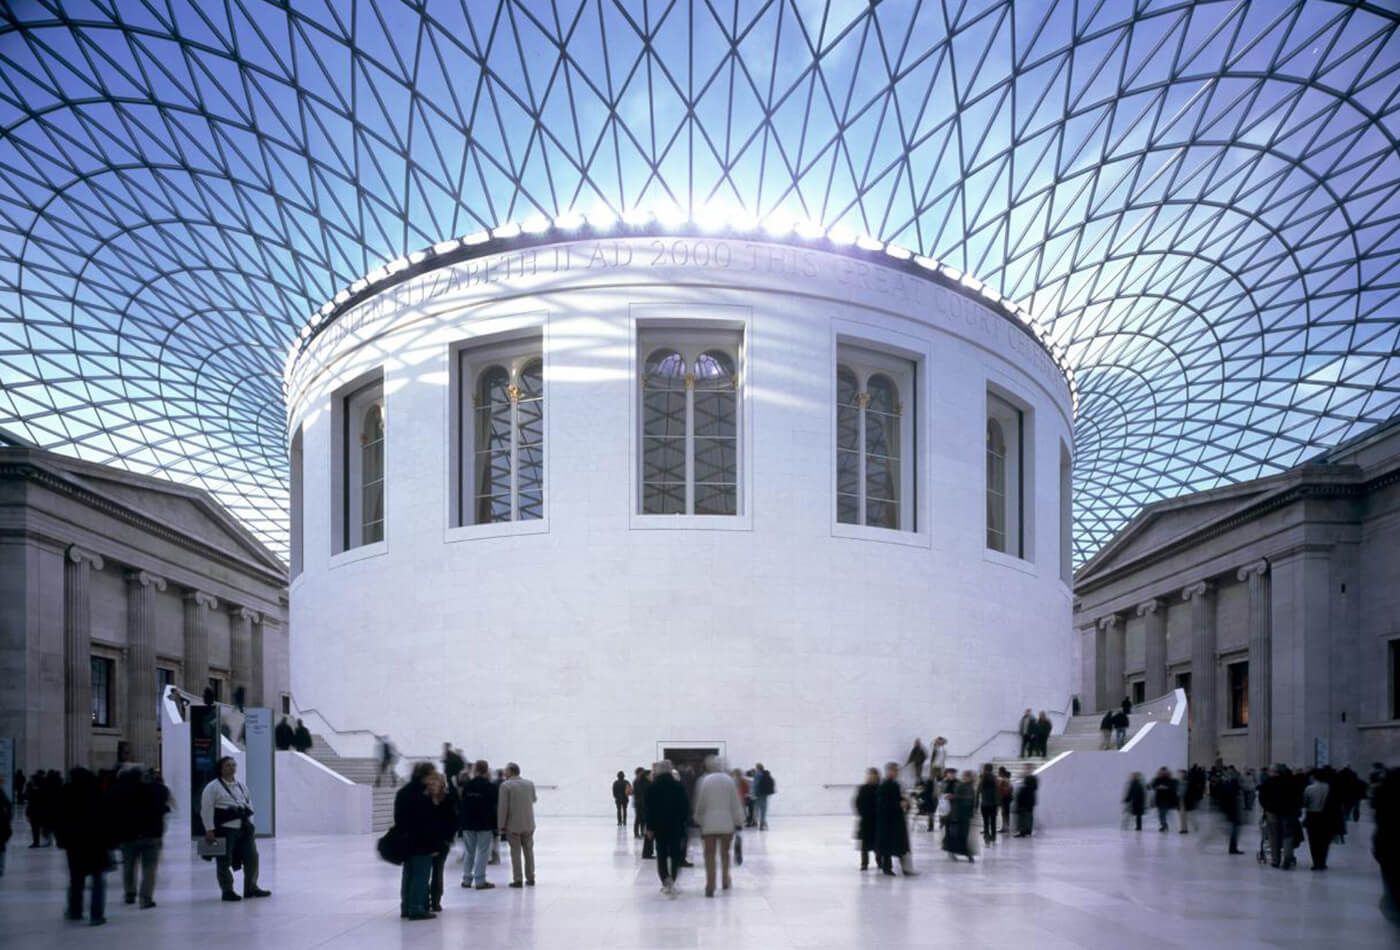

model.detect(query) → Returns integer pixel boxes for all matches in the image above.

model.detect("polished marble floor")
[0,814,1394,949]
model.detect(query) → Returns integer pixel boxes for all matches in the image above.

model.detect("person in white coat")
[692,756,746,898]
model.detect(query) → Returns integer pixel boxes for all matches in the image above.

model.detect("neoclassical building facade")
[1074,418,1400,770]
[0,438,289,773]
[286,228,1077,814]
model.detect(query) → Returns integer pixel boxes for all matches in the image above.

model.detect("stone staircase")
[303,734,398,831]
[992,712,1115,773]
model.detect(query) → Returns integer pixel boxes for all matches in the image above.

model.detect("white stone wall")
[288,236,1075,814]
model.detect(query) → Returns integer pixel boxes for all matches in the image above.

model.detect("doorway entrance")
[658,740,725,800]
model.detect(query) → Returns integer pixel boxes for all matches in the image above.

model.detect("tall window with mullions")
[462,339,544,525]
[639,329,741,516]
[836,342,915,531]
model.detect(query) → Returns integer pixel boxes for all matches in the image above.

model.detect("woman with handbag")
[200,756,270,902]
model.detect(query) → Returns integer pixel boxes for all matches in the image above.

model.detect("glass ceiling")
[1,1,1397,566]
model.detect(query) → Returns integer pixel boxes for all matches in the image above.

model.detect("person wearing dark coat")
[905,740,928,783]
[1100,710,1115,749]
[644,761,690,895]
[1033,712,1053,757]
[274,717,295,751]
[393,762,441,920]
[1124,772,1146,830]
[111,767,170,907]
[1014,767,1038,837]
[458,760,499,889]
[291,719,313,753]
[874,762,915,876]
[978,763,1000,842]
[1112,709,1130,748]
[1213,766,1244,854]
[853,768,879,870]
[424,770,457,913]
[632,767,651,846]
[1151,767,1178,831]
[943,771,976,861]
[1121,696,1133,715]
[55,767,114,925]
[612,771,631,826]
[0,775,11,877]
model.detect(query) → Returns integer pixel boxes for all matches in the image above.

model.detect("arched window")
[470,352,545,525]
[639,332,743,516]
[641,349,688,514]
[835,366,861,524]
[359,403,385,543]
[986,417,1007,551]
[474,365,513,523]
[835,345,915,531]
[693,350,737,515]
[864,374,900,529]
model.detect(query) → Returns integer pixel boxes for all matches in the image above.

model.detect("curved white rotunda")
[285,223,1075,814]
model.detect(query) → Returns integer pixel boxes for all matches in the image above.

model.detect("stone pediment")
[4,446,284,576]
[1076,481,1275,583]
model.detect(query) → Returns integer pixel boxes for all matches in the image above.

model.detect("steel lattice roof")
[2,0,1398,565]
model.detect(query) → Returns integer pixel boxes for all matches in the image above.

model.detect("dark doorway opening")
[662,745,720,801]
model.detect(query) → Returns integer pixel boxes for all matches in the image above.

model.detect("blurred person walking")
[692,756,744,897]
[645,760,690,896]
[1124,772,1146,831]
[497,762,537,888]
[752,763,775,830]
[1100,710,1115,749]
[633,767,652,850]
[998,767,1013,833]
[1112,708,1130,748]
[0,774,11,877]
[1013,765,1038,837]
[1303,769,1338,871]
[1033,711,1053,758]
[875,762,916,876]
[978,763,999,843]
[1151,766,1178,832]
[55,767,114,925]
[1018,709,1035,757]
[425,769,456,912]
[854,768,879,870]
[392,762,439,919]
[943,770,976,862]
[905,739,928,784]
[112,767,169,908]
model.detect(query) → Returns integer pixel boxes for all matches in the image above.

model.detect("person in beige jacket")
[496,762,537,887]
[691,756,746,897]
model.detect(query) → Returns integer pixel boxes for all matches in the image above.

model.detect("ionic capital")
[1237,559,1269,582]
[1181,581,1213,602]
[232,606,261,624]
[65,544,104,569]
[126,570,167,591]
[184,590,219,609]
[1135,598,1163,617]
[1097,614,1123,633]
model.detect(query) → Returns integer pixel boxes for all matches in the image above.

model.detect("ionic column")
[1099,614,1125,711]
[125,570,166,767]
[1183,581,1216,767]
[229,607,259,706]
[183,591,217,695]
[1137,597,1167,699]
[64,545,104,769]
[1239,560,1271,768]
[250,616,269,708]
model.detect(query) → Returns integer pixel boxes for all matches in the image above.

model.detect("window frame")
[835,342,918,533]
[984,384,1035,564]
[629,307,752,532]
[330,367,387,559]
[446,319,550,543]
[90,654,115,728]
[1227,660,1249,729]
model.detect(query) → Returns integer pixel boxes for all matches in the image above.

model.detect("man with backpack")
[752,764,775,830]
